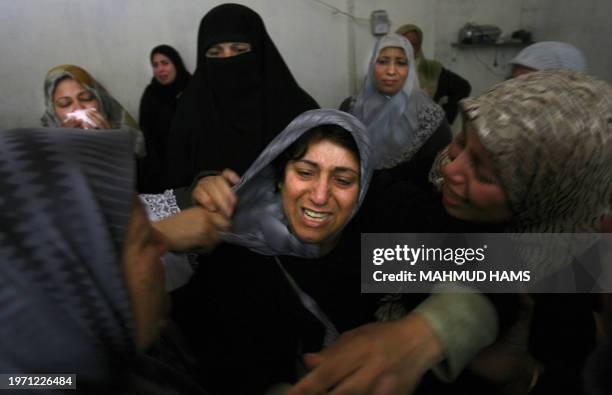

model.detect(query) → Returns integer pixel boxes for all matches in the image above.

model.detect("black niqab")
[161,3,319,189]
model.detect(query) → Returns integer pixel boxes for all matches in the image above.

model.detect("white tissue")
[65,109,97,129]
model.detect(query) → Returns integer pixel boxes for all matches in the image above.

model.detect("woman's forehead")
[300,139,359,170]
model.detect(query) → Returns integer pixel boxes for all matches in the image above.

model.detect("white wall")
[0,0,350,128]
[1,0,611,129]
[526,0,612,83]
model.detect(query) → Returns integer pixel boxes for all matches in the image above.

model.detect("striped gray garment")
[0,128,136,387]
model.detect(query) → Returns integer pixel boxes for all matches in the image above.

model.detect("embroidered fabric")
[139,189,181,221]
[379,103,445,169]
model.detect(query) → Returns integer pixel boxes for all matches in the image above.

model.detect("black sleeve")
[434,68,471,124]
[339,96,354,112]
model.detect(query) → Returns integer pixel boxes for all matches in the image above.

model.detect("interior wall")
[0,0,350,128]
[1,0,610,129]
[433,0,526,98]
[526,0,612,83]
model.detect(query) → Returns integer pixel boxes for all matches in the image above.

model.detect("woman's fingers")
[192,170,239,218]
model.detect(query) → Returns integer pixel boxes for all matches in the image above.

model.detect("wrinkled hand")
[152,206,231,252]
[192,169,240,218]
[469,293,538,394]
[288,313,443,395]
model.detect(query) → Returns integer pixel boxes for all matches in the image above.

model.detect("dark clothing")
[433,68,471,124]
[138,45,191,192]
[161,4,318,189]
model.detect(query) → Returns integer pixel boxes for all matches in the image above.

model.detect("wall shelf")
[451,41,533,49]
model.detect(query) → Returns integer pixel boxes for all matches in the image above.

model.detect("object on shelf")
[511,29,533,44]
[458,23,502,44]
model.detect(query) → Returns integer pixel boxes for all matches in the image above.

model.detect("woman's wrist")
[397,313,445,372]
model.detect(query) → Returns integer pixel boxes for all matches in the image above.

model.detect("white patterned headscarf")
[352,33,444,169]
[509,41,587,72]
[431,70,612,281]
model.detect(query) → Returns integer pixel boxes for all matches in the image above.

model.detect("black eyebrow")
[294,159,359,176]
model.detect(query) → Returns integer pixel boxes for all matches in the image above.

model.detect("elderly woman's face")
[53,78,99,121]
[121,196,170,351]
[374,47,409,96]
[281,138,360,246]
[441,124,512,223]
[205,42,252,58]
[152,53,177,85]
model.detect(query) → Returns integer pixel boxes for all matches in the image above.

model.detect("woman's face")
[281,138,360,246]
[121,196,170,351]
[152,53,177,85]
[441,124,512,223]
[511,65,536,78]
[53,78,99,121]
[205,42,252,58]
[403,30,420,54]
[373,46,409,96]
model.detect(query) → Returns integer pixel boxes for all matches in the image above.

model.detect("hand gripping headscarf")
[41,64,146,157]
[0,128,136,388]
[221,109,373,258]
[352,33,445,169]
[431,70,612,283]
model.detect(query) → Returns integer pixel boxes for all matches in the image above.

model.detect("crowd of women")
[1,3,611,395]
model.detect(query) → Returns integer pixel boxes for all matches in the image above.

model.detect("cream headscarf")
[431,70,612,281]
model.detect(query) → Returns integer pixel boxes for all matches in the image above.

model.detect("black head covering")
[138,45,191,192]
[0,128,135,389]
[161,3,319,189]
[146,44,191,101]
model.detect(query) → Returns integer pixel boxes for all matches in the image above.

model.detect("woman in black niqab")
[161,3,319,189]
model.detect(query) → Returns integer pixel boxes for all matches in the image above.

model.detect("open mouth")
[442,186,466,207]
[301,208,332,225]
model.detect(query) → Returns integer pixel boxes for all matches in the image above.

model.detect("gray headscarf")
[509,41,587,72]
[221,109,373,258]
[0,128,136,388]
[352,33,444,169]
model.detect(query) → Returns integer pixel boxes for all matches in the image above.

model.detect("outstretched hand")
[152,206,231,252]
[288,313,443,395]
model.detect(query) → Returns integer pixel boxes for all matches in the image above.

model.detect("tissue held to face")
[281,138,360,245]
[53,77,100,122]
